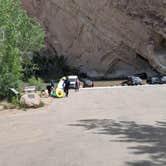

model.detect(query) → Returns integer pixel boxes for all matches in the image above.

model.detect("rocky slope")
[22,0,166,78]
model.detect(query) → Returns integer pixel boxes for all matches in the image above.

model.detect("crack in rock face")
[22,0,166,78]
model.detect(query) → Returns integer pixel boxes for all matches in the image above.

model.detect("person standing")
[75,79,80,92]
[46,85,52,96]
[47,80,55,96]
[63,77,70,97]
[50,80,55,89]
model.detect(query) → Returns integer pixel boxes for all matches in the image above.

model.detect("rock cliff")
[22,0,166,78]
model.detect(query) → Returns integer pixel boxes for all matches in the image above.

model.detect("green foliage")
[0,72,21,97]
[28,76,44,90]
[11,96,19,106]
[22,50,72,81]
[0,0,45,98]
[22,53,39,79]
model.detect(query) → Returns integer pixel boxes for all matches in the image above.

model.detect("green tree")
[0,0,45,97]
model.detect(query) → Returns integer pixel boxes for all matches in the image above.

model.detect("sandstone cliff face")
[22,0,166,78]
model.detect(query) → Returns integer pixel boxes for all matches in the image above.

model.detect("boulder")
[0,105,4,111]
[20,93,41,107]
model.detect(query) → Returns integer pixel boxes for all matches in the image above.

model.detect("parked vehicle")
[134,73,147,79]
[68,75,78,89]
[147,76,162,84]
[122,76,143,86]
[81,78,94,88]
[161,76,166,84]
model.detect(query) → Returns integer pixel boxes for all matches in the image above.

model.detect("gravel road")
[0,85,166,166]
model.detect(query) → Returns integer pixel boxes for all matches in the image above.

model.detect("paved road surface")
[0,85,166,166]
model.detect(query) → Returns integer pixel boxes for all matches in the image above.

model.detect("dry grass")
[93,80,124,87]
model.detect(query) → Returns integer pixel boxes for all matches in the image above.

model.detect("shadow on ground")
[70,119,166,166]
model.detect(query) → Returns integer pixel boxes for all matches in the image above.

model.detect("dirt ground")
[0,85,166,166]
[0,97,54,116]
[93,79,147,87]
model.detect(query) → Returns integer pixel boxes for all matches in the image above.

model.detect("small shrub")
[0,73,21,99]
[28,76,44,90]
[11,97,17,105]
[33,101,44,108]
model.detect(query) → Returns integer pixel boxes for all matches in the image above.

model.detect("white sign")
[10,88,19,95]
[24,86,36,92]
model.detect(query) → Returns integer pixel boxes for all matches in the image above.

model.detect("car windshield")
[85,80,92,84]
[69,79,76,82]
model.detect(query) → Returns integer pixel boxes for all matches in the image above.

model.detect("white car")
[68,75,78,89]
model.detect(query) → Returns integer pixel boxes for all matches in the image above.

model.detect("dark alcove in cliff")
[153,33,166,66]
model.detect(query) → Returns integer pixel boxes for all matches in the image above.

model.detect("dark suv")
[122,76,143,86]
[81,78,94,88]
[147,76,166,84]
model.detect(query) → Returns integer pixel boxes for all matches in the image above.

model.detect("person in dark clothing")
[46,80,55,97]
[63,77,70,97]
[50,80,55,89]
[46,85,52,96]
